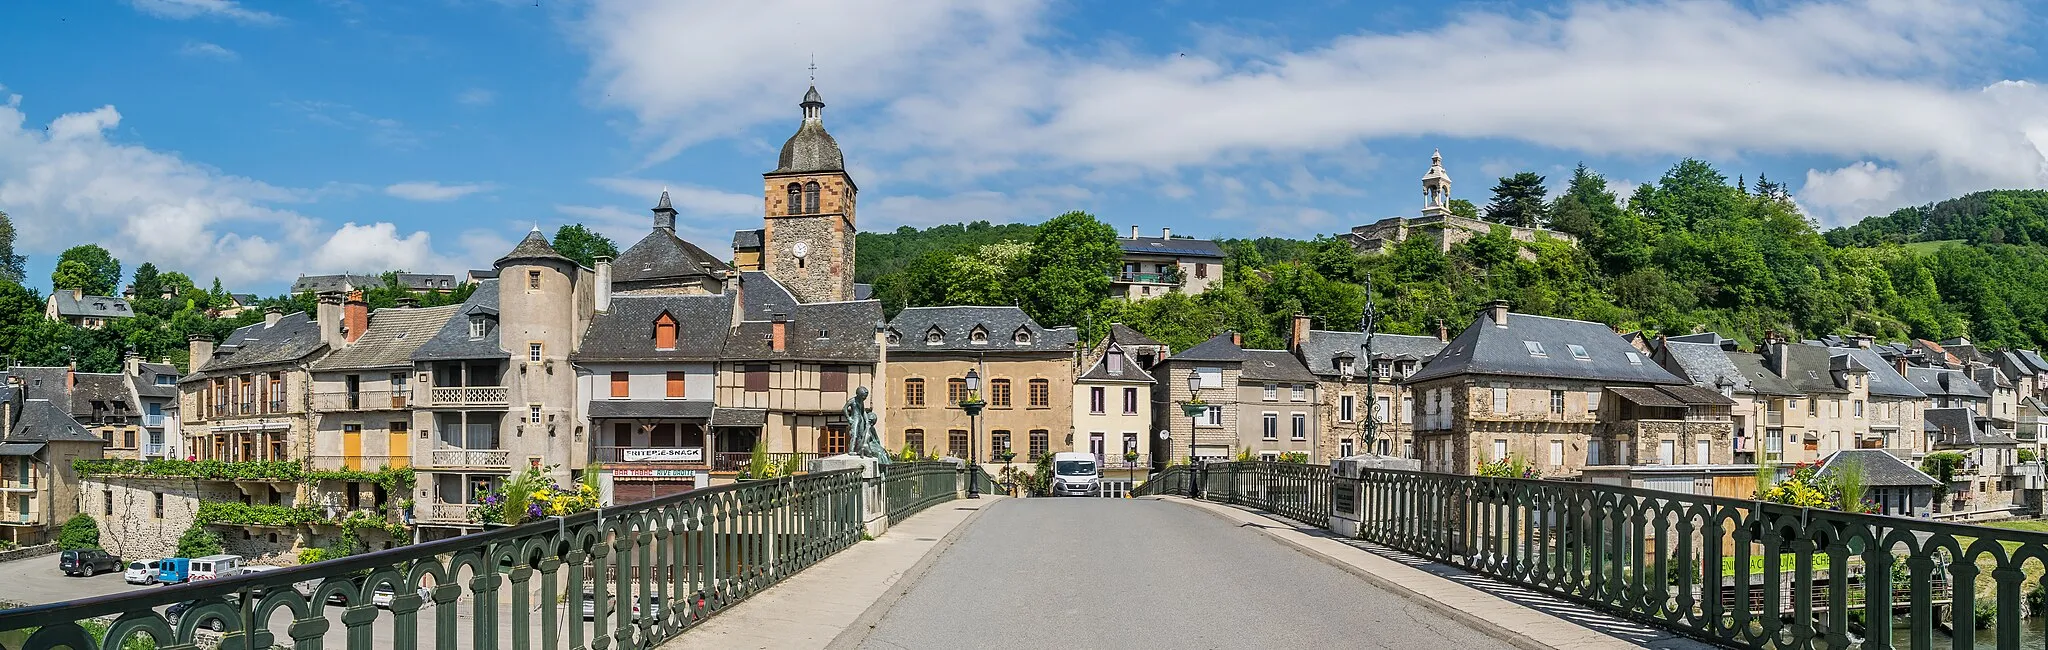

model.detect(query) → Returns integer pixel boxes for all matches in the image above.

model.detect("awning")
[710,407,767,427]
[0,442,44,456]
[1610,387,1688,409]
[1657,384,1736,406]
[589,400,715,420]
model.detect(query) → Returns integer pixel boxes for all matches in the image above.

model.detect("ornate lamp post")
[1358,272,1381,455]
[1179,373,1206,498]
[962,368,984,498]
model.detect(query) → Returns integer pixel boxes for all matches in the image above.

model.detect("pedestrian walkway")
[666,495,999,650]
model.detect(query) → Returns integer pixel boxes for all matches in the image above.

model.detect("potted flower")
[1123,450,1140,463]
[996,449,1016,463]
[1180,395,1209,418]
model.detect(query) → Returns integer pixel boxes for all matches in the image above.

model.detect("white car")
[123,560,162,585]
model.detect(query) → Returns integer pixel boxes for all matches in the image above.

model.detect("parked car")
[59,549,121,577]
[123,559,163,585]
[189,554,244,582]
[165,598,231,631]
[371,584,431,609]
[157,557,191,584]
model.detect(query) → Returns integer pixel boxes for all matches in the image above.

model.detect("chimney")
[316,291,345,349]
[1230,331,1241,347]
[1897,355,1911,376]
[1485,299,1510,326]
[188,334,214,370]
[343,291,370,344]
[1852,334,1873,349]
[1162,227,1172,239]
[1435,319,1449,343]
[594,256,613,313]
[67,362,76,391]
[71,288,82,301]
[1290,314,1311,354]
[1130,225,1139,239]
[771,313,788,352]
[123,347,140,377]
[264,307,283,328]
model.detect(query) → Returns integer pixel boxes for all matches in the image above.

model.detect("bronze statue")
[846,386,890,464]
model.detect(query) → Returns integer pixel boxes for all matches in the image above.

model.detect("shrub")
[176,523,224,558]
[2022,449,2039,463]
[57,514,100,550]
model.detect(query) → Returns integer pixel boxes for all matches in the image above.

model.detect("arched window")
[803,181,821,214]
[787,183,803,215]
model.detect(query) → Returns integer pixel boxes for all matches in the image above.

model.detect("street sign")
[621,447,704,462]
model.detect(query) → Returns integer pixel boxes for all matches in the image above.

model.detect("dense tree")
[1483,173,1549,228]
[855,221,1038,284]
[1015,211,1121,329]
[176,523,224,558]
[51,245,121,296]
[1447,199,1481,221]
[58,513,99,550]
[0,210,22,284]
[551,224,618,269]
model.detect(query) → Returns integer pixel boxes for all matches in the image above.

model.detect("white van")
[1049,452,1100,497]
[189,555,245,582]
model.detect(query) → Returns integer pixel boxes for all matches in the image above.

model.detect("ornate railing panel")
[429,448,511,468]
[880,462,960,525]
[1138,461,2035,650]
[0,468,864,650]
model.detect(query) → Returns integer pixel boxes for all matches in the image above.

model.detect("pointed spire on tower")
[651,188,677,231]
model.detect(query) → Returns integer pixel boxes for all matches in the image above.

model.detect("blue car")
[157,558,190,584]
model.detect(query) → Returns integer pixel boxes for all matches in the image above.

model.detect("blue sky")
[2,0,2046,295]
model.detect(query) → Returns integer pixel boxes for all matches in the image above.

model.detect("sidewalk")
[665,496,999,650]
[1154,496,1718,650]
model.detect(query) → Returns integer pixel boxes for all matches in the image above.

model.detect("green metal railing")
[1141,461,2041,649]
[880,462,961,525]
[0,468,864,650]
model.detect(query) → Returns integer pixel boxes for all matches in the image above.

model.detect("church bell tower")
[760,85,857,304]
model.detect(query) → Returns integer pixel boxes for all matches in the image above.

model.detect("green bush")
[57,514,99,550]
[175,523,223,558]
[2022,449,2039,463]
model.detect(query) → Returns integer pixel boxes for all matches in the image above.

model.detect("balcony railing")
[1766,411,1784,426]
[429,386,508,407]
[429,448,510,468]
[1099,453,1150,469]
[142,414,166,427]
[142,443,166,457]
[0,477,35,492]
[594,446,706,464]
[421,502,477,523]
[312,391,410,411]
[1110,270,1181,285]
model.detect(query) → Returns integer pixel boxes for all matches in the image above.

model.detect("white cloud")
[1800,162,1908,221]
[179,41,238,61]
[278,100,421,149]
[129,0,281,25]
[456,88,496,106]
[0,95,449,289]
[384,181,495,202]
[576,0,2048,226]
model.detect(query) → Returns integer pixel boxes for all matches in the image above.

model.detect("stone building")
[744,86,859,304]
[715,274,884,462]
[408,229,597,540]
[70,370,142,459]
[125,355,181,459]
[1407,302,1692,476]
[1151,333,1319,462]
[1112,227,1225,299]
[1346,150,1576,259]
[306,301,461,472]
[884,307,1076,468]
[181,306,330,464]
[0,389,106,546]
[44,289,134,329]
[1290,316,1446,460]
[1073,332,1155,473]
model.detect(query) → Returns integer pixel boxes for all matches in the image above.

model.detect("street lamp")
[1179,374,1205,498]
[962,368,983,498]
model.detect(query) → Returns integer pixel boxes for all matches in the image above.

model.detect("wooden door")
[388,421,410,468]
[341,424,362,469]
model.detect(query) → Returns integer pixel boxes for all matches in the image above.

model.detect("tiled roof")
[613,228,730,287]
[49,292,134,319]
[69,373,132,419]
[727,301,884,363]
[1906,366,1991,399]
[1298,331,1445,378]
[1825,347,1925,399]
[194,313,328,376]
[8,398,102,443]
[1405,310,1681,385]
[1077,345,1155,383]
[312,305,462,371]
[290,274,378,295]
[574,294,734,363]
[413,280,507,361]
[885,307,1077,354]
[496,229,576,268]
[1821,450,1940,487]
[1118,236,1225,259]
[1107,324,1164,348]
[1239,349,1318,383]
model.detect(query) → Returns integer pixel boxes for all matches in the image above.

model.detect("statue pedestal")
[817,454,888,538]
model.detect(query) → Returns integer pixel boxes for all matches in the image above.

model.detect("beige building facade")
[884,307,1076,469]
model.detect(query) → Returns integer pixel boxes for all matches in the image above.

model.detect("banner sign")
[622,447,704,462]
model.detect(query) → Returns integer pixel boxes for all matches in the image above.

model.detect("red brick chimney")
[1435,319,1449,343]
[771,313,787,352]
[1230,331,1241,347]
[343,291,370,344]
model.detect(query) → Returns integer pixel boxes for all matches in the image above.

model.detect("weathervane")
[1358,272,1380,452]
[809,54,817,83]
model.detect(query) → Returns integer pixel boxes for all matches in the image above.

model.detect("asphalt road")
[854,497,1518,650]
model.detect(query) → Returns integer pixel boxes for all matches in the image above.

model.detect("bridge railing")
[1140,461,2033,650]
[0,468,865,650]
[880,462,961,525]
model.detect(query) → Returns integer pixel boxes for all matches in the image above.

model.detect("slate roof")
[885,307,1077,354]
[496,229,577,268]
[710,407,767,427]
[467,270,498,281]
[1974,366,2014,392]
[774,86,845,174]
[1826,347,1925,399]
[1906,366,1991,399]
[588,400,715,420]
[1659,384,1738,405]
[8,398,103,443]
[291,274,378,295]
[1821,450,1941,487]
[1404,311,1682,385]
[49,291,135,319]
[191,312,328,377]
[1107,324,1164,348]
[727,301,884,363]
[70,373,132,419]
[8,367,68,401]
[1298,331,1446,378]
[312,305,462,371]
[394,273,461,291]
[413,280,506,361]
[1771,344,1848,395]
[1722,353,1801,396]
[2020,350,2048,374]
[133,362,179,398]
[1171,333,1248,363]
[738,272,801,321]
[1611,386,1688,408]
[1118,236,1225,259]
[1077,345,1156,383]
[733,229,763,250]
[1231,349,1313,383]
[574,294,735,363]
[853,283,872,301]
[1925,407,2017,446]
[613,227,731,287]
[1661,341,1751,393]
[229,294,259,307]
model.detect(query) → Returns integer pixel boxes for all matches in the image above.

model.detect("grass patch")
[1903,239,1966,255]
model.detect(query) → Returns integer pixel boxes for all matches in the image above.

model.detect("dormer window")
[1568,344,1589,361]
[927,329,944,345]
[886,331,900,345]
[1524,341,1546,357]
[1108,350,1123,375]
[654,313,678,350]
[1014,328,1032,345]
[970,328,989,345]
[469,317,489,340]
